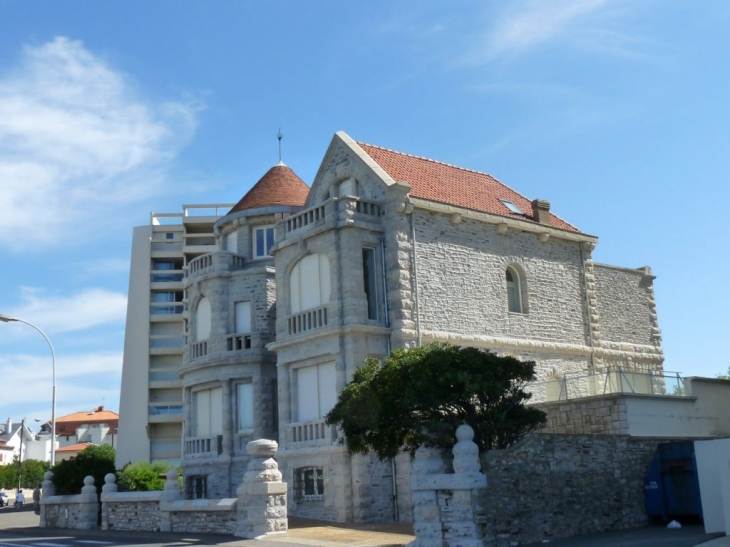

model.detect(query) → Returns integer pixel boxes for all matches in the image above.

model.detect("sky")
[0,0,728,428]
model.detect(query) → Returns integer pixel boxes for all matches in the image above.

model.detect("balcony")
[190,341,207,359]
[185,252,246,283]
[287,419,338,446]
[185,435,223,456]
[148,404,183,423]
[288,305,328,335]
[284,196,382,237]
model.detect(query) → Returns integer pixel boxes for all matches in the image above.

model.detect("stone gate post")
[409,425,488,547]
[235,439,288,539]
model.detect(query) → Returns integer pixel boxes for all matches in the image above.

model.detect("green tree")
[51,444,116,495]
[325,343,547,459]
[0,461,17,489]
[117,461,170,491]
[716,367,730,380]
[19,459,49,489]
[0,458,48,490]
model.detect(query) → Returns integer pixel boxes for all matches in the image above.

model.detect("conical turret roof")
[229,162,310,214]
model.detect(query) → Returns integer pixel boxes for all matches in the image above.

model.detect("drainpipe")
[409,211,422,347]
[391,458,399,521]
[380,241,392,355]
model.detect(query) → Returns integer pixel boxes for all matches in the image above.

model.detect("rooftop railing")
[528,368,686,404]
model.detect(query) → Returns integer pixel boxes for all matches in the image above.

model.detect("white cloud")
[0,351,122,418]
[462,0,640,64]
[2,287,127,334]
[0,37,200,250]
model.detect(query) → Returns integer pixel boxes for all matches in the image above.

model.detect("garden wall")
[477,433,661,545]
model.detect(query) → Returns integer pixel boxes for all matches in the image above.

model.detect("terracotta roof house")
[49,406,118,450]
[118,131,666,524]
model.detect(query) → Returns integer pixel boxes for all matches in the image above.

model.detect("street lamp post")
[0,314,57,466]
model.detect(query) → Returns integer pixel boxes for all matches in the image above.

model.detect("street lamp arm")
[0,314,57,466]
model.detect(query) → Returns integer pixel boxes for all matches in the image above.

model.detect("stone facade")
[165,131,665,523]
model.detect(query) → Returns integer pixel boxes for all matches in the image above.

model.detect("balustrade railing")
[185,435,223,456]
[288,420,337,444]
[286,203,327,233]
[227,333,252,351]
[190,341,207,359]
[288,306,328,335]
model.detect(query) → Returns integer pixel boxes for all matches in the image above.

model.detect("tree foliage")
[0,459,50,489]
[117,461,172,491]
[51,444,116,495]
[325,343,547,459]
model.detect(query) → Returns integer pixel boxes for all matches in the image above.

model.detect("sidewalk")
[1,505,728,547]
[0,505,415,546]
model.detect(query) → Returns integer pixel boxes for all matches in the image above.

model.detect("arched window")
[195,297,211,341]
[290,254,330,313]
[506,267,523,313]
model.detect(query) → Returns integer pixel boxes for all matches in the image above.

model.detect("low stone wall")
[42,494,98,530]
[102,492,162,531]
[477,433,660,545]
[536,395,628,435]
[42,438,286,541]
[166,499,237,534]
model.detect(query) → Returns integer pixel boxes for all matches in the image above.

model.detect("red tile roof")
[56,443,92,453]
[56,409,119,423]
[357,142,579,232]
[229,163,310,214]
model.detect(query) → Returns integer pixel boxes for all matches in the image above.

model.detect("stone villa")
[117,131,663,523]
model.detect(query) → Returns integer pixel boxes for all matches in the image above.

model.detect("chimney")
[96,405,104,412]
[531,199,551,226]
[5,417,11,434]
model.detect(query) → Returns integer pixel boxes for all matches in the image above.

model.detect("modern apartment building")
[116,204,234,467]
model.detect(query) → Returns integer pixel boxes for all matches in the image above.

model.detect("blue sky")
[0,1,728,427]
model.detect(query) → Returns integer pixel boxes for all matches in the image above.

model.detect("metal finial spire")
[277,128,283,163]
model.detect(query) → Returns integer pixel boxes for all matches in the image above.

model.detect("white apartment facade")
[116,204,234,467]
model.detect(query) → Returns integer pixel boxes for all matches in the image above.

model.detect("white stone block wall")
[594,264,661,347]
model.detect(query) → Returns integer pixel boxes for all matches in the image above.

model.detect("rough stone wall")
[477,433,660,545]
[414,210,588,345]
[106,501,161,531]
[170,510,235,534]
[594,264,660,347]
[536,396,629,435]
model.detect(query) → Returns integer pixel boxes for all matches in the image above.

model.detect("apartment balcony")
[148,404,183,423]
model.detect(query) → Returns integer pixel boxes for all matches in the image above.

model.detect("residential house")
[119,131,665,522]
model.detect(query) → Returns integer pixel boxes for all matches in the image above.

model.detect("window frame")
[253,225,276,258]
[506,266,525,314]
[295,466,324,501]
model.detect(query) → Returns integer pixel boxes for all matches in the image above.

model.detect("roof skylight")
[500,199,525,215]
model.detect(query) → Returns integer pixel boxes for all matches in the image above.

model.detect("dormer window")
[254,226,275,258]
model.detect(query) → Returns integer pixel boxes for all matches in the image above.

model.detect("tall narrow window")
[290,254,331,313]
[254,226,275,258]
[237,382,254,431]
[296,362,336,422]
[362,248,378,320]
[193,387,222,437]
[506,267,522,313]
[226,231,238,253]
[235,301,251,334]
[195,297,212,340]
